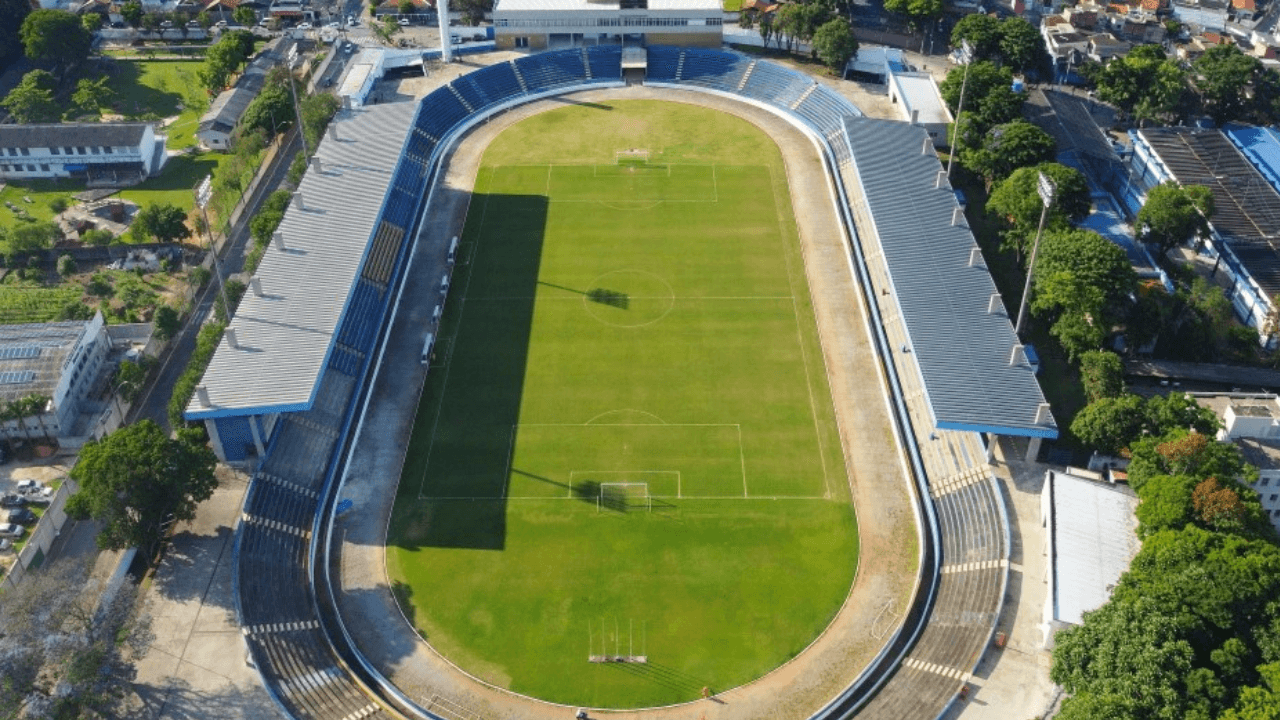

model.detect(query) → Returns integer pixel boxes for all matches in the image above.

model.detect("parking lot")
[0,456,74,575]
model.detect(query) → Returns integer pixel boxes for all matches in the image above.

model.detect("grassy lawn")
[103,59,209,150]
[387,101,857,708]
[0,182,80,234]
[723,0,743,9]
[117,152,226,216]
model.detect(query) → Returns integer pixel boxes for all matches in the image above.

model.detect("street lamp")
[194,175,233,325]
[1013,171,1057,337]
[946,40,972,180]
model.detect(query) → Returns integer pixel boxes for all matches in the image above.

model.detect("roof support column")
[249,415,266,457]
[204,418,227,464]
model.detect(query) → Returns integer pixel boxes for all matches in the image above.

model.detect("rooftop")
[495,0,719,10]
[841,117,1057,438]
[0,123,151,149]
[199,41,283,134]
[1232,401,1277,417]
[1223,124,1280,198]
[0,320,93,407]
[1238,437,1280,469]
[185,102,417,419]
[888,72,952,126]
[1048,470,1140,625]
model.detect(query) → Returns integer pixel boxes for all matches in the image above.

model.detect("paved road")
[131,130,303,432]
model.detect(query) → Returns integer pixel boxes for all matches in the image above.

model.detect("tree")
[82,228,114,246]
[153,303,181,341]
[233,6,255,25]
[81,12,102,32]
[963,120,1056,186]
[1071,394,1148,454]
[71,75,115,117]
[0,0,32,71]
[1136,182,1215,257]
[67,420,218,551]
[812,19,858,74]
[240,69,294,137]
[1194,44,1261,125]
[10,221,57,257]
[300,93,341,149]
[940,61,1026,135]
[455,0,492,26]
[198,30,254,93]
[20,9,92,74]
[1222,663,1280,720]
[57,253,76,276]
[1,68,59,123]
[1135,473,1199,536]
[1035,227,1137,313]
[1080,350,1124,402]
[398,0,414,13]
[1091,45,1187,125]
[131,202,191,243]
[950,13,1000,60]
[998,17,1045,73]
[115,358,149,402]
[986,163,1090,258]
[0,557,151,718]
[884,0,943,23]
[1128,428,1254,491]
[121,0,142,26]
[1052,596,1196,720]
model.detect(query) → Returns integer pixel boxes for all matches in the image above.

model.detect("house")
[1086,31,1132,61]
[1187,393,1280,531]
[0,314,115,445]
[492,0,724,50]
[1040,469,1140,647]
[0,123,166,186]
[1232,0,1257,22]
[197,40,285,151]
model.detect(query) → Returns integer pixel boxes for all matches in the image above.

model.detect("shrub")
[56,254,76,277]
[48,197,67,213]
[168,321,224,428]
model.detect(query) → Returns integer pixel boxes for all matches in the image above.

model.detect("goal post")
[614,148,651,166]
[598,482,652,513]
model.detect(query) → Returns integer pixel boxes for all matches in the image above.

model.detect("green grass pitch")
[387,100,858,708]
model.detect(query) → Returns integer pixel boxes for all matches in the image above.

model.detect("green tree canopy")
[152,304,181,341]
[233,6,256,25]
[950,13,1000,59]
[997,17,1045,73]
[1136,181,1215,257]
[986,162,1090,258]
[1079,349,1124,402]
[884,0,943,22]
[10,221,58,257]
[812,18,858,73]
[198,29,255,93]
[1033,227,1137,318]
[131,202,191,243]
[121,0,142,26]
[240,69,294,138]
[962,120,1055,185]
[939,60,1025,135]
[80,12,102,32]
[66,420,218,551]
[1071,393,1148,454]
[20,9,92,73]
[1128,428,1255,491]
[72,75,115,117]
[2,68,59,123]
[1194,44,1262,125]
[1092,45,1187,125]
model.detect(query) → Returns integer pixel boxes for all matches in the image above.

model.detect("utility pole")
[286,47,310,159]
[194,175,233,324]
[946,40,972,180]
[1014,171,1057,337]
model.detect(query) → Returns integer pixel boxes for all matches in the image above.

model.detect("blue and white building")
[0,123,167,186]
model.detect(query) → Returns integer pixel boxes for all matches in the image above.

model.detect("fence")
[0,479,76,592]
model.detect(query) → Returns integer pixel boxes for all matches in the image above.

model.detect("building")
[0,314,114,444]
[492,0,724,50]
[1192,393,1280,531]
[1171,0,1230,31]
[1127,126,1280,344]
[1040,469,1140,646]
[886,70,953,147]
[0,123,166,186]
[197,40,286,151]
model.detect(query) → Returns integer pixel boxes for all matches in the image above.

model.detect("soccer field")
[387,100,857,708]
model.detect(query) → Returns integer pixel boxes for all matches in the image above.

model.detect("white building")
[492,0,723,50]
[1040,469,1140,647]
[1208,394,1280,530]
[886,70,952,147]
[0,123,166,186]
[0,313,114,444]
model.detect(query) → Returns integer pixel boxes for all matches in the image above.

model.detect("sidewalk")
[131,467,277,720]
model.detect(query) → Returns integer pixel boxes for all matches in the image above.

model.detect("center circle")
[581,269,676,328]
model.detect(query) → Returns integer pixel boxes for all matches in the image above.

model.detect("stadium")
[186,43,1057,720]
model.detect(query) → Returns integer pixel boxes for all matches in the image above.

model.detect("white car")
[344,42,356,54]
[326,21,339,29]
[347,15,358,25]
[0,523,24,539]
[398,18,410,25]
[298,22,312,30]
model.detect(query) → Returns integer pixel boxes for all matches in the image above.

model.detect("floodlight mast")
[946,41,972,180]
[194,175,232,326]
[440,0,453,63]
[1013,171,1057,337]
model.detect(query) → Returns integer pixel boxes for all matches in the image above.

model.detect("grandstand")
[190,45,1054,720]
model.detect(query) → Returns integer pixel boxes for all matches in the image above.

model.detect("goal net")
[598,482,651,513]
[615,149,651,167]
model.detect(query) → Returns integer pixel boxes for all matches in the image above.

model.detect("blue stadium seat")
[586,45,622,81]
[645,45,681,81]
[679,48,749,90]
[794,84,857,134]
[514,48,590,92]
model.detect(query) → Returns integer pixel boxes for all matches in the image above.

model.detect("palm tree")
[22,395,53,442]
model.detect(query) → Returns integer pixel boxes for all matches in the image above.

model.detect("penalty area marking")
[569,470,681,499]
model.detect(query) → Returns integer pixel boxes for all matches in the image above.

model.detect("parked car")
[0,538,11,552]
[297,22,312,30]
[344,41,356,53]
[326,21,339,29]
[398,18,410,25]
[5,508,34,525]
[0,523,25,538]
[0,494,26,508]
[15,479,35,494]
[186,19,201,27]
[160,20,174,28]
